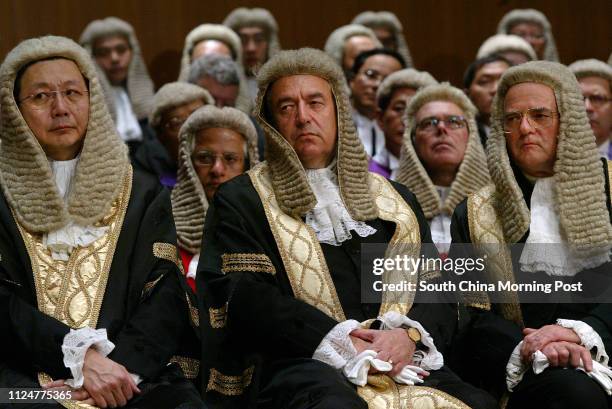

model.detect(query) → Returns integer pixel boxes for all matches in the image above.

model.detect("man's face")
[578,76,612,146]
[192,127,246,201]
[509,22,546,59]
[17,59,89,161]
[350,54,403,114]
[372,27,397,51]
[377,87,417,158]
[158,99,206,162]
[342,35,377,72]
[92,35,132,85]
[238,26,268,74]
[268,74,337,169]
[467,60,510,121]
[414,101,470,179]
[191,40,232,62]
[504,82,559,177]
[196,76,238,108]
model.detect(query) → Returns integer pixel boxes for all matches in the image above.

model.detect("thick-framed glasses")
[192,151,243,168]
[583,94,611,108]
[416,115,467,134]
[360,69,385,83]
[18,89,89,110]
[503,108,559,134]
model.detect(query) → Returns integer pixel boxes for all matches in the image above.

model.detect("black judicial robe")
[448,159,612,399]
[197,173,476,409]
[0,169,201,407]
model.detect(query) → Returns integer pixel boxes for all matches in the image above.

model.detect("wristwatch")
[405,327,421,344]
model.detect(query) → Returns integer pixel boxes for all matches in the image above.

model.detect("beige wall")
[1,0,609,88]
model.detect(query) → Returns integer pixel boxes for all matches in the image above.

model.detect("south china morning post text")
[359,244,608,304]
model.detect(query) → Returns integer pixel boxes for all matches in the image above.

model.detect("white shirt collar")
[112,86,142,143]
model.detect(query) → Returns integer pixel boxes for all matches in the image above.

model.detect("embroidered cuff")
[377,311,444,370]
[557,319,609,365]
[62,328,115,388]
[312,320,360,369]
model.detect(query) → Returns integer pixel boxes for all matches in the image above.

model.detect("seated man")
[223,7,282,101]
[178,24,251,113]
[134,82,214,188]
[352,11,414,67]
[0,36,202,408]
[197,47,496,409]
[324,24,381,76]
[80,17,155,155]
[569,59,612,160]
[476,34,536,66]
[171,105,259,291]
[350,49,406,158]
[463,54,512,145]
[450,61,612,408]
[497,8,559,61]
[395,83,490,257]
[370,68,438,179]
[188,55,241,109]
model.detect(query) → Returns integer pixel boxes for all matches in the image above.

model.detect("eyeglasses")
[583,94,611,108]
[192,151,244,168]
[93,43,131,58]
[416,116,467,134]
[18,89,89,110]
[503,108,559,134]
[360,69,385,83]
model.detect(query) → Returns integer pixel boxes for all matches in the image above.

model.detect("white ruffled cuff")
[377,311,444,370]
[62,328,115,388]
[557,319,609,365]
[312,320,360,369]
[343,350,428,386]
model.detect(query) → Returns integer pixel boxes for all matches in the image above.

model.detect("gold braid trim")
[186,292,200,327]
[170,355,200,379]
[207,366,254,396]
[153,242,185,275]
[221,253,276,275]
[209,303,227,329]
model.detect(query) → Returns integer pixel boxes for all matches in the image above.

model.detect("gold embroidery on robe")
[207,366,254,396]
[153,242,185,275]
[170,355,200,379]
[209,303,227,329]
[468,185,523,326]
[15,168,133,409]
[221,253,276,275]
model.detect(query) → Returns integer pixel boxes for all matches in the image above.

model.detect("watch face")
[407,327,421,343]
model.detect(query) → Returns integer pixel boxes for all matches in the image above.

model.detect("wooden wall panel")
[1,0,610,88]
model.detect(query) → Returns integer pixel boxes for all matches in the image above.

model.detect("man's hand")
[42,379,95,405]
[352,328,421,376]
[82,348,140,408]
[520,325,581,363]
[541,341,593,371]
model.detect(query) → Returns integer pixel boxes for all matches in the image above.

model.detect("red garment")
[179,247,196,292]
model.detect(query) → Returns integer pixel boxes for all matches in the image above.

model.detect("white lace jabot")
[304,162,376,246]
[43,157,108,261]
[519,177,611,276]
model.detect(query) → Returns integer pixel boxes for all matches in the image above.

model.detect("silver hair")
[187,54,240,86]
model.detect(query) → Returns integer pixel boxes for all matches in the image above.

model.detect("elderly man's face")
[578,76,612,146]
[191,40,232,62]
[268,74,337,169]
[238,26,268,74]
[509,22,546,59]
[196,76,238,108]
[342,35,377,72]
[92,35,132,85]
[378,87,417,158]
[350,54,403,115]
[414,101,469,184]
[192,127,246,200]
[504,82,559,177]
[17,59,89,161]
[467,60,510,120]
[158,99,206,162]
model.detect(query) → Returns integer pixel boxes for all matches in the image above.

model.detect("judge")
[0,36,202,408]
[197,47,496,409]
